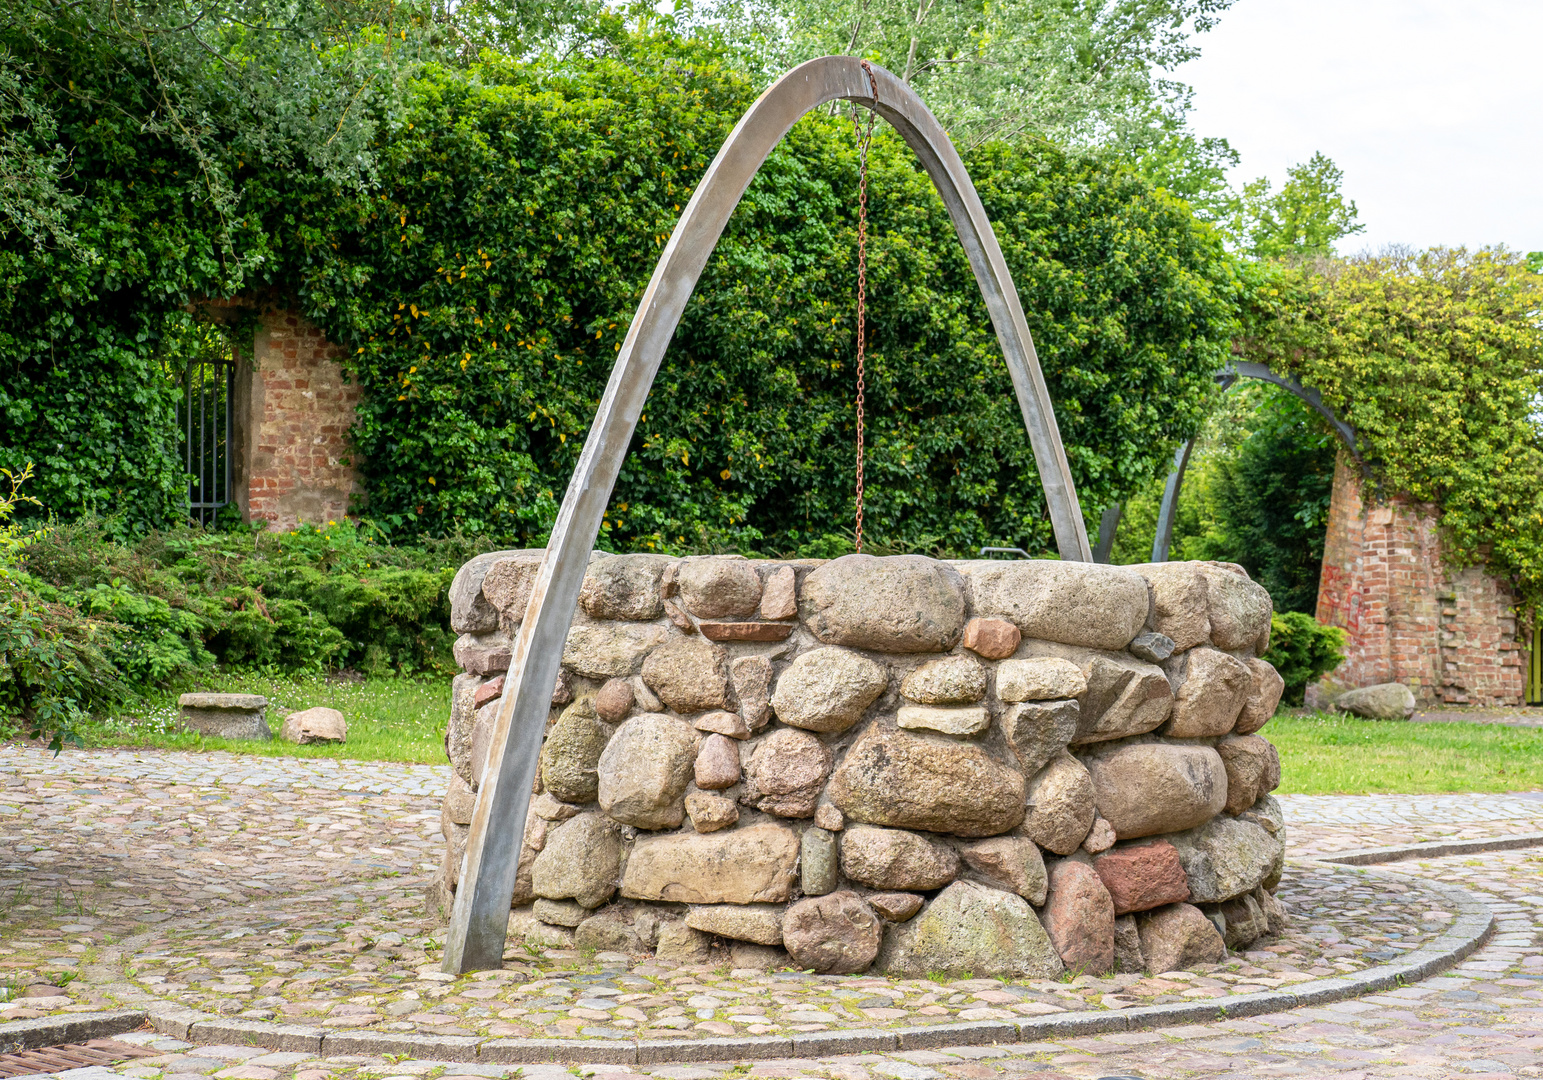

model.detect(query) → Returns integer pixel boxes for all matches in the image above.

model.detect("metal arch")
[1231,361,1360,454]
[441,55,1093,974]
[1148,361,1362,564]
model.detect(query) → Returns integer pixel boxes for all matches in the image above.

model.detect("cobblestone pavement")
[0,862,1451,1034]
[1281,792,1543,858]
[2,747,1542,1077]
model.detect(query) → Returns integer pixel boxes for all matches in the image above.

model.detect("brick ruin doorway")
[1312,451,1527,708]
[194,299,363,532]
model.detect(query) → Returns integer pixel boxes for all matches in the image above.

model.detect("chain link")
[851,61,878,555]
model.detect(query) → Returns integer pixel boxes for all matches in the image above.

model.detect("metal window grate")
[180,350,234,526]
[1529,618,1542,706]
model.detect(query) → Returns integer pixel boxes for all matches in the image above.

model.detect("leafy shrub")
[309,40,1238,555]
[3,31,1238,558]
[202,588,348,672]
[2,507,475,728]
[1246,249,1543,608]
[0,465,125,747]
[0,589,125,748]
[1262,611,1348,706]
[1151,385,1339,614]
[18,519,463,677]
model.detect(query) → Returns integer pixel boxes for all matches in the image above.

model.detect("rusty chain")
[851,60,878,555]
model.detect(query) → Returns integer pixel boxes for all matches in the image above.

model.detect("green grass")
[72,672,453,763]
[45,678,1543,790]
[1270,711,1543,795]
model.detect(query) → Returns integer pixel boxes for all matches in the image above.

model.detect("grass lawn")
[1270,711,1543,795]
[73,672,453,764]
[53,678,1543,794]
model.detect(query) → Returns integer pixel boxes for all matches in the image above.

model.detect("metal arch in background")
[1092,505,1122,563]
[441,56,1094,974]
[1149,360,1363,564]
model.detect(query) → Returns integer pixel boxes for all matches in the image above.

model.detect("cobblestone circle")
[2,746,1541,1078]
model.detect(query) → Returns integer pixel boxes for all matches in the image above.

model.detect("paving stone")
[6,746,1543,1080]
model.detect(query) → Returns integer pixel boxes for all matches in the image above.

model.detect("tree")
[693,0,1237,153]
[1225,151,1364,260]
[297,39,1239,553]
[0,0,609,259]
[1177,386,1338,612]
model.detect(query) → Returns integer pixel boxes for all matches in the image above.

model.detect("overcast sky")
[1171,0,1543,256]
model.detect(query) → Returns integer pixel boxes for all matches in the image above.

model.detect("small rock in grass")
[279,706,347,745]
[1334,681,1417,720]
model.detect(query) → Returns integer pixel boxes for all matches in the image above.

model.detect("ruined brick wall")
[235,310,363,530]
[1312,453,1523,707]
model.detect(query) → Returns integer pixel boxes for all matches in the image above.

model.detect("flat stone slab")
[178,693,271,740]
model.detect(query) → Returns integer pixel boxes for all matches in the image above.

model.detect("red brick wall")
[1312,452,1523,707]
[236,310,362,530]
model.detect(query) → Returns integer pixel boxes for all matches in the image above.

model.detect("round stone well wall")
[435,552,1288,977]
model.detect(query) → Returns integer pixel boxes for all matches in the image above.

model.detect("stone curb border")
[1317,833,1543,866]
[0,1009,150,1055]
[0,868,1493,1067]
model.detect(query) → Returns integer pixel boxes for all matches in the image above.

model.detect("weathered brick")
[1314,452,1522,707]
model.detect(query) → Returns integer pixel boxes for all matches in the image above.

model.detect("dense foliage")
[1131,385,1337,613]
[1262,611,1349,706]
[1245,249,1543,609]
[1106,382,1338,616]
[301,44,1238,555]
[0,492,477,743]
[700,0,1241,209]
[2,27,1240,555]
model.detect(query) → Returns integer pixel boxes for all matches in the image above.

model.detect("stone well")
[433,552,1288,977]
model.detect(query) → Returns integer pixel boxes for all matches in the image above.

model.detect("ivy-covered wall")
[3,36,1240,555]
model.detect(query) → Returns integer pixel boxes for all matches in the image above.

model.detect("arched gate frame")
[442,56,1094,973]
[1094,360,1362,565]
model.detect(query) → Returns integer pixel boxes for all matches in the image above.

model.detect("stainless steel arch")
[440,55,1091,973]
[1148,361,1362,563]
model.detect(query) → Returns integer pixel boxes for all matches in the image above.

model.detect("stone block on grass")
[178,693,270,741]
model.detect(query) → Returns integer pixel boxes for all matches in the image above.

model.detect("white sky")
[1171,0,1543,256]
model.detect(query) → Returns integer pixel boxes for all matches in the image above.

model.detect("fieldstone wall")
[434,552,1288,978]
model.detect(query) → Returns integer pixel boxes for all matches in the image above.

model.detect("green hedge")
[2,31,1239,556]
[1262,610,1348,706]
[1,514,478,741]
[17,520,466,676]
[302,39,1238,554]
